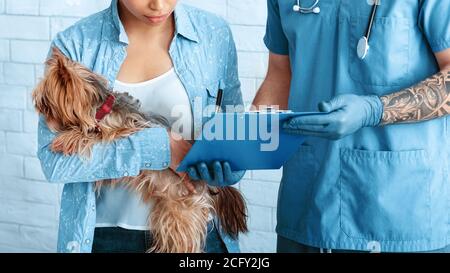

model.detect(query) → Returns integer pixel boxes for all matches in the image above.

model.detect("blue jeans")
[92,222,228,253]
[277,236,450,253]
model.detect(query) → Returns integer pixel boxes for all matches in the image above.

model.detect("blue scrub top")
[265,0,450,252]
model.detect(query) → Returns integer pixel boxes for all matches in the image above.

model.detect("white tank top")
[95,68,193,230]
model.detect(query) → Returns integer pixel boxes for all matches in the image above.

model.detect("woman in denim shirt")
[37,0,244,253]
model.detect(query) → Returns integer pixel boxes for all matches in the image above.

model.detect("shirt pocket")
[339,148,431,242]
[199,81,221,125]
[205,81,220,109]
[348,16,410,87]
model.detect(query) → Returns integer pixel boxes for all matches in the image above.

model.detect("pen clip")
[215,89,224,113]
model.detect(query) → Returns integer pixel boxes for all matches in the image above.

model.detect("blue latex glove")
[187,161,245,187]
[283,94,383,140]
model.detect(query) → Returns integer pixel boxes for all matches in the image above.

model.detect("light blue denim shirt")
[37,0,243,253]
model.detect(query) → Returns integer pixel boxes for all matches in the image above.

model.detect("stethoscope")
[293,0,321,14]
[293,0,380,60]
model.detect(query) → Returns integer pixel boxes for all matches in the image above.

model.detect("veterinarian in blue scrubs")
[248,0,450,252]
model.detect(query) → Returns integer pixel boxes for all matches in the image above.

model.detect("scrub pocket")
[339,148,431,241]
[348,16,410,87]
[278,145,319,231]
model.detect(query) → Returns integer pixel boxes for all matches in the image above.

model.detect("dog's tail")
[211,186,248,238]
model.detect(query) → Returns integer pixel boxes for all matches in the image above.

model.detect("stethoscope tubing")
[293,0,381,60]
[294,0,320,14]
[365,0,380,42]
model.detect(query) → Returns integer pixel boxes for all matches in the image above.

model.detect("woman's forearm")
[380,69,450,125]
[37,116,171,184]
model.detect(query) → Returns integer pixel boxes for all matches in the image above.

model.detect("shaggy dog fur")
[33,48,248,253]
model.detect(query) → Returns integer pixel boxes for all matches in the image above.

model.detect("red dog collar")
[95,95,116,122]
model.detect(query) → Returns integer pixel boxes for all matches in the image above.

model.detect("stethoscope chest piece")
[357,0,380,60]
[357,36,369,60]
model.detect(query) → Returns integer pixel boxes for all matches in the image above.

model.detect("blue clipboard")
[176,112,324,172]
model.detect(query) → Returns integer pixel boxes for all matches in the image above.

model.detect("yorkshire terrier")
[33,48,248,253]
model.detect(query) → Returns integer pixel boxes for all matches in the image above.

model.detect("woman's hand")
[168,131,196,193]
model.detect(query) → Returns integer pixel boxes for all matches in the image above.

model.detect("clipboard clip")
[248,106,293,114]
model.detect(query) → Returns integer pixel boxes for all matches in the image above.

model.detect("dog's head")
[32,47,109,133]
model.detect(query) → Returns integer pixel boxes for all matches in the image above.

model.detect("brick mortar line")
[8,39,50,43]
[0,240,56,251]
[0,195,60,207]
[0,214,59,228]
[0,193,58,205]
[3,61,47,65]
[0,236,57,252]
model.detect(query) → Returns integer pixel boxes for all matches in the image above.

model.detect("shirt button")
[123,171,129,176]
[66,241,80,253]
[145,163,152,168]
[85,239,91,244]
[162,162,168,168]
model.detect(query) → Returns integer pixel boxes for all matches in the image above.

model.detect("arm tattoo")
[380,70,450,125]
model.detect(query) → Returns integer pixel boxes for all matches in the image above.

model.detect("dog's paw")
[50,134,80,156]
[51,140,74,155]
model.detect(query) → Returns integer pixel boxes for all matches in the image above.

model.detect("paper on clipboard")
[176,111,325,172]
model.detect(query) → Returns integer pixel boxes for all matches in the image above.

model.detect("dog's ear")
[33,47,102,133]
[32,48,65,131]
[48,47,65,65]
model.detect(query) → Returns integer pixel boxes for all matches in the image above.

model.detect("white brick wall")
[6,0,40,15]
[0,0,280,253]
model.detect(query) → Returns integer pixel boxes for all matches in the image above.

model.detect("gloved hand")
[283,94,383,140]
[187,161,245,187]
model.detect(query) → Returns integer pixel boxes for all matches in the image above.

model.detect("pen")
[215,88,223,113]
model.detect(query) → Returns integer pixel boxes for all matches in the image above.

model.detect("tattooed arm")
[380,70,450,125]
[380,49,450,125]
